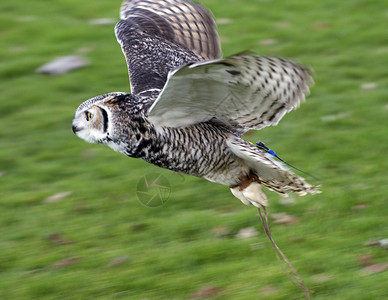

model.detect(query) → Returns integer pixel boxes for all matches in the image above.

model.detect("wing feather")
[119,0,221,60]
[115,0,221,94]
[147,53,314,133]
[227,138,319,195]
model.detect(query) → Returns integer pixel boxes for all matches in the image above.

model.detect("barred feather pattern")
[92,93,245,186]
[227,138,318,195]
[115,20,198,94]
[148,54,313,132]
[75,92,317,196]
[119,0,221,60]
[116,0,221,94]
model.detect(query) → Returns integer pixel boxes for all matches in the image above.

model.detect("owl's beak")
[72,124,80,134]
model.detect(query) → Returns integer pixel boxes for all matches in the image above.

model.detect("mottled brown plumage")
[72,0,319,207]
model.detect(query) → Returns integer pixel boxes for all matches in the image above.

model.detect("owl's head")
[72,92,129,144]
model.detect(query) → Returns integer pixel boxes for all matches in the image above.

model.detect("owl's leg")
[242,182,269,207]
[230,186,250,205]
[230,182,269,208]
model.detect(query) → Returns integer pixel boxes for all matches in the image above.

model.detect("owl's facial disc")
[72,105,110,144]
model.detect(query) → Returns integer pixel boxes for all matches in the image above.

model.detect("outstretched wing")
[115,0,222,94]
[147,53,313,134]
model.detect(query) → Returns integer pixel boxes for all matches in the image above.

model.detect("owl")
[72,0,319,208]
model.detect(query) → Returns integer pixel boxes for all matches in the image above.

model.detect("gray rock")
[43,191,72,203]
[89,18,117,26]
[360,82,377,90]
[379,239,388,248]
[36,56,88,75]
[236,227,259,239]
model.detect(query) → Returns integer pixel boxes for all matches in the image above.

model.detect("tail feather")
[227,138,320,201]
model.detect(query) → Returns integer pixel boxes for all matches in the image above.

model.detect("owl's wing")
[227,138,319,195]
[147,53,313,134]
[115,0,222,94]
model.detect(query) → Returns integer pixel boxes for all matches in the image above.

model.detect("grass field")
[1,0,388,299]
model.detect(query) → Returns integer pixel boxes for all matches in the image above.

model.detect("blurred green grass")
[1,0,387,299]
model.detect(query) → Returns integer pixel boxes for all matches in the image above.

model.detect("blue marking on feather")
[255,140,319,181]
[267,149,277,156]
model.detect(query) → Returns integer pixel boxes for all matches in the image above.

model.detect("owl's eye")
[85,112,94,121]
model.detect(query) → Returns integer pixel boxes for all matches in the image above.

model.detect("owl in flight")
[72,0,319,207]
